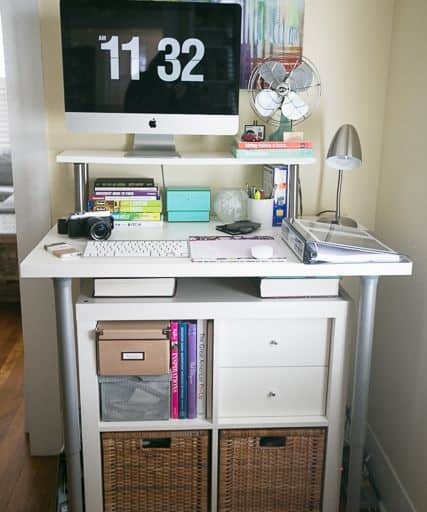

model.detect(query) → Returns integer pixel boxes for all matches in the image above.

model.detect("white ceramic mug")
[247,198,274,228]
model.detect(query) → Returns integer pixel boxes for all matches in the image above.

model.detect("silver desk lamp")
[319,124,362,227]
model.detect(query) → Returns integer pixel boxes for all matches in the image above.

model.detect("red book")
[170,321,179,419]
[235,140,312,150]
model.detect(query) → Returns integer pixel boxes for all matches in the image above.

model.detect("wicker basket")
[102,430,210,512]
[218,428,326,512]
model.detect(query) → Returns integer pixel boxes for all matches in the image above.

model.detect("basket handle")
[141,438,171,449]
[259,436,286,448]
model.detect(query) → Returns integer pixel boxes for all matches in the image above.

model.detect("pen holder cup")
[248,198,274,228]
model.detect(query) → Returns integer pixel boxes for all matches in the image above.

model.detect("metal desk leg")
[53,278,83,512]
[346,276,379,512]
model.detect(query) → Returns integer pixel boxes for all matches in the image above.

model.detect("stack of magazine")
[281,219,402,264]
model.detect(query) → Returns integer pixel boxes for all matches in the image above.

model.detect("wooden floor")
[0,303,57,512]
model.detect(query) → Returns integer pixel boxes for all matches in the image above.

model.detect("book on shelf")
[90,195,160,204]
[187,322,197,419]
[94,186,159,193]
[232,147,314,159]
[258,277,340,298]
[178,321,188,419]
[111,212,162,221]
[196,319,207,418]
[90,199,162,214]
[94,177,155,188]
[235,139,312,150]
[170,321,179,419]
[92,190,159,197]
[93,278,176,297]
[114,219,164,228]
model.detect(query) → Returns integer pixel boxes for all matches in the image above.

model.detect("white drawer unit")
[75,278,349,512]
[218,366,328,418]
[217,318,330,367]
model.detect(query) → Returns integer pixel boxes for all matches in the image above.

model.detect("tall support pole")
[346,276,379,512]
[74,163,89,213]
[287,164,299,219]
[53,278,83,512]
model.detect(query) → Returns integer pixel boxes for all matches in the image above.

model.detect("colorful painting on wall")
[237,0,305,87]
[154,0,305,88]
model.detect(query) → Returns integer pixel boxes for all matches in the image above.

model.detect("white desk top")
[20,221,412,279]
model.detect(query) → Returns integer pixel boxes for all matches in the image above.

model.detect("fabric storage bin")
[218,428,326,512]
[99,375,170,421]
[102,430,210,512]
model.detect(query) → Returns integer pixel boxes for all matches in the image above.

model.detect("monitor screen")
[60,0,242,135]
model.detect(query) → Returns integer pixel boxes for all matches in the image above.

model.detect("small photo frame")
[242,123,266,142]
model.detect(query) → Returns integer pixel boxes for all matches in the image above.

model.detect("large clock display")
[61,1,241,116]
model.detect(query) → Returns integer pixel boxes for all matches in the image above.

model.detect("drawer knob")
[267,391,277,398]
[269,340,279,346]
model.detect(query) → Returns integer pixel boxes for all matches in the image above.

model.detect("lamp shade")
[326,124,362,170]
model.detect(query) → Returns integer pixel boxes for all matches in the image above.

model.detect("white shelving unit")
[56,149,314,218]
[57,149,316,166]
[18,149,412,512]
[76,278,349,512]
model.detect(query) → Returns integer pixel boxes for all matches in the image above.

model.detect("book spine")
[236,141,312,149]
[94,179,154,187]
[114,219,163,228]
[233,148,314,158]
[196,319,207,418]
[111,212,161,221]
[178,321,188,419]
[170,321,179,419]
[90,195,160,203]
[93,188,158,194]
[187,322,197,419]
[90,202,162,213]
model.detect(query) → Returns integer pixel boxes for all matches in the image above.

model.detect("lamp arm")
[336,169,343,222]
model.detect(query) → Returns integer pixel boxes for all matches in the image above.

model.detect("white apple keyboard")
[83,239,189,258]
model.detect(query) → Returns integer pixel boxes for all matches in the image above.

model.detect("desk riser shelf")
[76,278,349,512]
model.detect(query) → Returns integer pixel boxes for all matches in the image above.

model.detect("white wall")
[1,0,62,455]
[369,1,427,510]
[40,0,394,230]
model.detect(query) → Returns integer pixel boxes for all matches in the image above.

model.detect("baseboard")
[366,425,417,512]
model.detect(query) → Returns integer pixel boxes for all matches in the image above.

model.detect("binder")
[281,219,402,264]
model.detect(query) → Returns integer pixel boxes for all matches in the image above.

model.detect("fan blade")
[258,61,286,88]
[288,60,313,91]
[281,91,309,121]
[254,89,282,117]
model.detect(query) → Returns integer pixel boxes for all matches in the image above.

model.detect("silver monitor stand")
[126,134,180,158]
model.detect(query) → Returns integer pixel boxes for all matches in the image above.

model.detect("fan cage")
[247,56,321,128]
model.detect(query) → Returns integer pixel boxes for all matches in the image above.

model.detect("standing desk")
[20,221,412,512]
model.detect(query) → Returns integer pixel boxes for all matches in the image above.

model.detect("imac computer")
[60,0,242,156]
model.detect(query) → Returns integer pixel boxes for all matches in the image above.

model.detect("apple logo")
[149,118,157,128]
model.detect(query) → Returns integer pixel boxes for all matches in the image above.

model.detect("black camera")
[57,212,114,240]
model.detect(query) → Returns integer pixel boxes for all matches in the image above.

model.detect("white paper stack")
[259,277,340,298]
[94,278,176,297]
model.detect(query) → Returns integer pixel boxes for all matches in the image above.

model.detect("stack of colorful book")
[88,177,162,227]
[169,319,209,420]
[232,138,314,159]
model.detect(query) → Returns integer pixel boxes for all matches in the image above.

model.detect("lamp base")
[317,214,358,228]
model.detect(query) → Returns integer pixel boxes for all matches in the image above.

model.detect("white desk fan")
[248,57,321,140]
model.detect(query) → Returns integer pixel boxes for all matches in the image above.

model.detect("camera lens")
[88,218,112,241]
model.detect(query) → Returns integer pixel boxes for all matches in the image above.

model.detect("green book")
[232,147,314,159]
